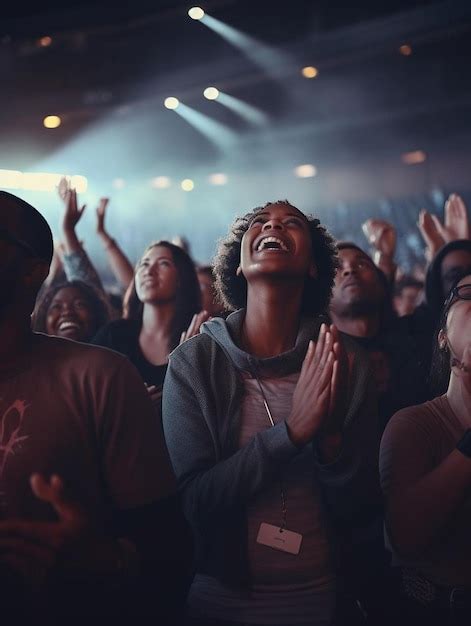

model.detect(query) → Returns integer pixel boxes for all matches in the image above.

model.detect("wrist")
[285,419,309,449]
[102,236,116,250]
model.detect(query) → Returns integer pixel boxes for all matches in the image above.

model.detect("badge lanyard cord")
[254,374,287,532]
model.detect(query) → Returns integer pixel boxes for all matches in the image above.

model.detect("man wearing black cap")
[0,191,192,621]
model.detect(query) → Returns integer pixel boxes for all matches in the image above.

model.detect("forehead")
[141,245,174,261]
[338,248,372,263]
[253,203,307,221]
[52,286,86,301]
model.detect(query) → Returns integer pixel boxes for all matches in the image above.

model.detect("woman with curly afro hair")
[163,200,381,626]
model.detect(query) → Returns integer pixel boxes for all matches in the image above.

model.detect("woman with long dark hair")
[91,240,205,397]
[380,272,471,625]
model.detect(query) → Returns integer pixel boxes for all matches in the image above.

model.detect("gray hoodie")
[162,309,380,586]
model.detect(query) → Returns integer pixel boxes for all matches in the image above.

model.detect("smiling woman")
[33,280,110,343]
[90,240,203,400]
[162,200,382,625]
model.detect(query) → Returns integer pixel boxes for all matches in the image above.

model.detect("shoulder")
[382,396,446,444]
[168,332,220,366]
[32,332,131,375]
[90,318,139,345]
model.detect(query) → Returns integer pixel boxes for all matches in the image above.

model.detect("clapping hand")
[62,189,86,234]
[362,219,397,258]
[287,323,344,448]
[179,311,210,344]
[418,194,469,261]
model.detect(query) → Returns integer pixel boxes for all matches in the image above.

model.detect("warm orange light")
[399,44,412,56]
[401,150,426,165]
[301,66,318,79]
[38,36,52,48]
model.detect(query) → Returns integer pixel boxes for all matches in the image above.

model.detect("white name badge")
[256,522,303,555]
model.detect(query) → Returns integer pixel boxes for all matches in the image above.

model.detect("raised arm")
[59,182,105,293]
[96,198,134,290]
[362,218,397,283]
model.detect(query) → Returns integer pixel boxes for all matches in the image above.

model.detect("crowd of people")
[1,180,471,625]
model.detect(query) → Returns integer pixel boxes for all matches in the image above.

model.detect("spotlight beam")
[174,103,236,151]
[217,92,268,126]
[199,14,295,79]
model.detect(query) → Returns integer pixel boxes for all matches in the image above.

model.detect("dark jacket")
[162,309,381,586]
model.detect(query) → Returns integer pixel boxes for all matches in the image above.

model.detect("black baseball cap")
[0,191,54,265]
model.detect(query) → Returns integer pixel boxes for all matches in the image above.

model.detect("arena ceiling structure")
[1,0,470,270]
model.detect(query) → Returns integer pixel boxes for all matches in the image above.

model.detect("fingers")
[431,213,448,242]
[181,311,209,344]
[185,314,198,339]
[30,474,87,526]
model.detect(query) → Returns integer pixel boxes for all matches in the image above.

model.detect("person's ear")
[236,266,243,277]
[308,262,317,279]
[438,329,448,351]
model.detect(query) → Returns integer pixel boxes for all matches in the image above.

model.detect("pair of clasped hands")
[286,323,347,449]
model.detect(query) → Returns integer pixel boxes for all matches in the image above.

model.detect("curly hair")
[123,240,201,350]
[213,200,339,316]
[32,280,111,341]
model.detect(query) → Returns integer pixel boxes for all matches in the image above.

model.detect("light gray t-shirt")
[188,372,336,625]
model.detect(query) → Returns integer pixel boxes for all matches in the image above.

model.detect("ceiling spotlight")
[164,97,180,110]
[181,179,194,191]
[152,176,171,189]
[38,36,52,48]
[301,66,318,79]
[188,7,205,20]
[204,87,220,100]
[399,44,412,56]
[401,150,426,165]
[43,115,61,129]
[294,164,317,178]
[112,178,126,189]
[208,173,228,185]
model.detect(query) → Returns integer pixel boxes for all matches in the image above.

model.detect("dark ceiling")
[1,1,471,189]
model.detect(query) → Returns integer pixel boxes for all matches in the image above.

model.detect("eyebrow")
[252,212,307,221]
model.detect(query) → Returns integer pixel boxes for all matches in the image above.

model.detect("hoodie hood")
[425,239,471,318]
[201,309,323,377]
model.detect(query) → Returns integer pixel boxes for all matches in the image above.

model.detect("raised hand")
[417,209,445,261]
[96,198,110,237]
[441,194,469,242]
[418,194,469,262]
[286,323,337,447]
[179,311,210,344]
[57,176,71,202]
[62,189,86,234]
[362,219,397,258]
